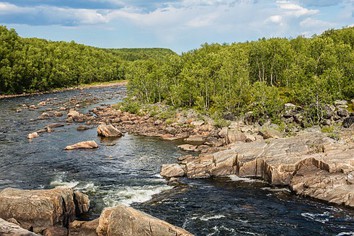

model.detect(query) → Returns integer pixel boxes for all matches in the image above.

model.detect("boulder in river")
[0,187,90,233]
[96,205,193,236]
[0,218,39,236]
[97,124,123,138]
[27,132,39,139]
[160,164,186,178]
[65,141,98,150]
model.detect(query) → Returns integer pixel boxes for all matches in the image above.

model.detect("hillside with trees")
[0,25,174,94]
[125,27,354,126]
[1,25,353,126]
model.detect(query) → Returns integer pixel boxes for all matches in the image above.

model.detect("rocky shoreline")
[3,86,354,235]
[0,187,192,236]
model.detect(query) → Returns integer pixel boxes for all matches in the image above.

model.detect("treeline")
[126,27,354,125]
[0,25,175,94]
[105,48,176,61]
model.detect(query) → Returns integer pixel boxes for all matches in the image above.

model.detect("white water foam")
[206,225,239,236]
[261,187,291,193]
[337,232,354,236]
[191,214,226,221]
[103,184,172,207]
[301,212,330,224]
[50,172,97,193]
[228,175,264,183]
[50,172,80,188]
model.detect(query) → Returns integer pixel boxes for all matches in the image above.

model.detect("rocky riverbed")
[1,84,354,235]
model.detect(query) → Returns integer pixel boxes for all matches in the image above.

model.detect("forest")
[1,25,353,125]
[0,25,174,94]
[126,27,354,125]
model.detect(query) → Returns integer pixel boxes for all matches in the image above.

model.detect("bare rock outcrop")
[65,140,98,150]
[0,187,90,233]
[97,124,123,138]
[163,132,354,208]
[160,164,186,178]
[96,205,193,236]
[0,218,39,236]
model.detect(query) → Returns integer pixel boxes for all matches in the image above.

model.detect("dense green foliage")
[0,26,174,94]
[126,27,354,125]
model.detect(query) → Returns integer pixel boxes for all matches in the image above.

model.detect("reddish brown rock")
[96,205,193,236]
[97,124,123,138]
[27,132,39,139]
[168,132,354,208]
[69,219,99,236]
[160,164,185,178]
[0,187,90,233]
[65,141,98,150]
[0,218,39,236]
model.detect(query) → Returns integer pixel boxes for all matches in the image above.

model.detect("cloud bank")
[0,0,352,52]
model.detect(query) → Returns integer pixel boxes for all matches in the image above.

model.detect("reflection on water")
[0,86,354,235]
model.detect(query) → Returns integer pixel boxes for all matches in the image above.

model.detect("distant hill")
[105,48,177,61]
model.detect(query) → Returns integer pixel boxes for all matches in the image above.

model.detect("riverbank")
[2,85,354,235]
[0,80,128,99]
[91,103,354,209]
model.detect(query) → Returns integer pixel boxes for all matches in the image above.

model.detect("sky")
[0,0,353,53]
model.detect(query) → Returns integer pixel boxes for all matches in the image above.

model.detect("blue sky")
[0,0,353,53]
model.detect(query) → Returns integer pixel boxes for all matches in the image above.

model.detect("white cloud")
[300,17,334,28]
[277,1,318,17]
[267,15,284,25]
[1,0,352,52]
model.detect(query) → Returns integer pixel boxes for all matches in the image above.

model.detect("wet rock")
[69,219,99,236]
[29,105,38,109]
[46,123,65,129]
[74,191,90,215]
[0,187,90,233]
[27,132,39,139]
[65,141,98,150]
[160,164,185,178]
[38,101,47,106]
[68,110,80,119]
[77,125,91,131]
[184,135,205,143]
[54,111,63,117]
[170,132,354,208]
[178,144,198,152]
[0,218,39,236]
[96,205,193,236]
[97,124,123,138]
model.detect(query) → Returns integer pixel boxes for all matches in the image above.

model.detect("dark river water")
[0,86,353,236]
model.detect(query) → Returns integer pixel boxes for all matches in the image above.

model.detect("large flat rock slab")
[96,205,193,236]
[163,132,354,208]
[0,187,90,233]
[0,218,39,236]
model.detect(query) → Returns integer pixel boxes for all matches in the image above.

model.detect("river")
[0,85,353,236]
